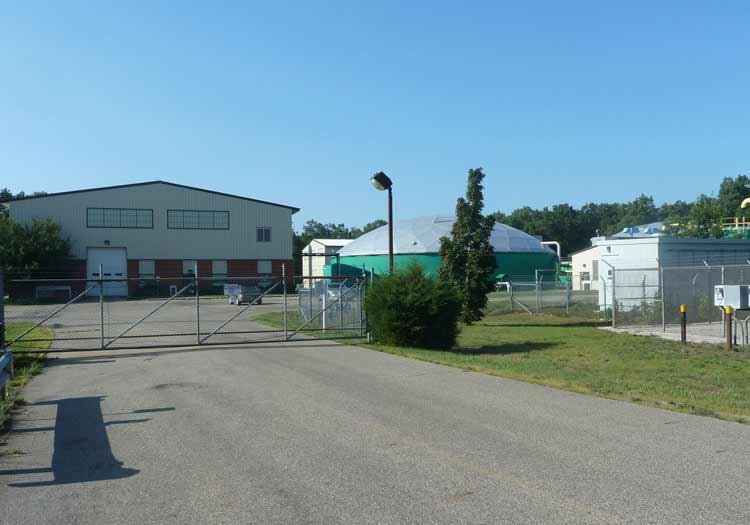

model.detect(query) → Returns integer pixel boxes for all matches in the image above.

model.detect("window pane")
[139,260,155,275]
[168,209,229,229]
[121,209,137,227]
[264,228,271,242]
[257,228,263,242]
[103,208,120,227]
[184,211,199,229]
[199,211,213,229]
[168,210,183,229]
[214,212,229,229]
[137,209,153,228]
[88,208,152,229]
[257,260,272,274]
[87,208,104,226]
[183,260,197,275]
[212,260,227,275]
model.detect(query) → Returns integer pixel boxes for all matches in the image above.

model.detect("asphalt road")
[1,340,749,524]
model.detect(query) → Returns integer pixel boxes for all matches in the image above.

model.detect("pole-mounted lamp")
[370,172,394,273]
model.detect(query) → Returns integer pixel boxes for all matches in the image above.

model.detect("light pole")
[370,171,394,273]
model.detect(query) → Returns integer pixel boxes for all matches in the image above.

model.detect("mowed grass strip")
[254,308,750,422]
[252,311,365,342]
[1,323,52,428]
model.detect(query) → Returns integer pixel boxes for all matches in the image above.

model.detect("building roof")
[608,221,665,239]
[338,215,552,256]
[0,180,300,213]
[302,239,353,252]
[310,239,354,247]
[569,245,599,257]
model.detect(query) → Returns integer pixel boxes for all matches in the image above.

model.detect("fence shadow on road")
[44,358,118,367]
[37,341,353,365]
[0,397,174,487]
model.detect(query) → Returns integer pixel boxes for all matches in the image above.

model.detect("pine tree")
[439,168,496,324]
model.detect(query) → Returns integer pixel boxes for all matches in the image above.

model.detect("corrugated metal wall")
[7,183,295,260]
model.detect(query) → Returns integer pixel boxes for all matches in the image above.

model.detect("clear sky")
[2,1,748,230]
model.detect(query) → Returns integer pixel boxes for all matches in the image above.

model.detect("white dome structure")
[339,216,549,256]
[332,216,557,281]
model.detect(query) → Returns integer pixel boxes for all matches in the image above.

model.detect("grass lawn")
[254,308,750,423]
[1,323,52,430]
[252,311,365,341]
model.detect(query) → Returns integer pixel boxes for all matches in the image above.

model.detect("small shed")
[301,239,353,278]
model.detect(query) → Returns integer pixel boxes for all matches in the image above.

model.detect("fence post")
[601,275,607,321]
[99,263,105,349]
[282,264,288,340]
[680,304,687,345]
[725,306,733,351]
[322,280,327,332]
[509,283,514,313]
[357,274,367,337]
[565,277,570,315]
[535,270,541,314]
[611,267,617,328]
[659,266,666,332]
[0,270,4,351]
[195,263,201,345]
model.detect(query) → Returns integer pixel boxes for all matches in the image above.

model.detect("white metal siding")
[6,183,294,260]
[571,247,600,291]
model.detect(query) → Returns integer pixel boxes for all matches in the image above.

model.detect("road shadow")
[458,342,558,355]
[45,358,117,367]
[0,397,174,487]
[40,341,351,363]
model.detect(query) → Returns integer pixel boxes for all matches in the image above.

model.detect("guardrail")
[0,350,14,401]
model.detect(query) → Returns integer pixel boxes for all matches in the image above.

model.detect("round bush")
[365,263,461,349]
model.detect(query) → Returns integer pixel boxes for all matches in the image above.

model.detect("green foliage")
[492,174,750,252]
[0,188,47,201]
[365,263,461,349]
[0,216,71,272]
[717,175,750,217]
[440,168,496,324]
[670,194,724,238]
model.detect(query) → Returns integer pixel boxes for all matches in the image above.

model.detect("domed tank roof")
[338,216,552,256]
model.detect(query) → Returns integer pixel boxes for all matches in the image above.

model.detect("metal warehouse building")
[0,181,299,296]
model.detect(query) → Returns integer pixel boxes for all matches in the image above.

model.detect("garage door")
[87,248,128,297]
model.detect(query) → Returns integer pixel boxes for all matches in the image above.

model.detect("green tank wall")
[326,251,557,282]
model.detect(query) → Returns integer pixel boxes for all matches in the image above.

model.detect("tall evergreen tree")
[439,168,496,324]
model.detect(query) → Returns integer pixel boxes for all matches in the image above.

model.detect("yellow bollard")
[680,304,687,345]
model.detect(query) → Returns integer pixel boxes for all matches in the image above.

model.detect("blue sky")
[2,1,748,230]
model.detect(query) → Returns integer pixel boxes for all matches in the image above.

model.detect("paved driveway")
[1,340,749,524]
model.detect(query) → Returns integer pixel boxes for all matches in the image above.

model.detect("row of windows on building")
[137,259,274,278]
[86,208,272,241]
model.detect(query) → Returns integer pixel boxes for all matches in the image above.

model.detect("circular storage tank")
[329,215,558,282]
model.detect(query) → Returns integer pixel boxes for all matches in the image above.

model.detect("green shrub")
[365,263,461,349]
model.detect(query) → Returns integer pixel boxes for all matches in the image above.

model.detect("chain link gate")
[1,268,367,353]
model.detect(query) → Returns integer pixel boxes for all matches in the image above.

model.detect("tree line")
[492,175,750,256]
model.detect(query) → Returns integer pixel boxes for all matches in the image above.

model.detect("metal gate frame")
[1,268,367,353]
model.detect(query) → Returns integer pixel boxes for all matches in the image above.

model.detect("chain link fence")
[491,279,600,317]
[605,263,750,345]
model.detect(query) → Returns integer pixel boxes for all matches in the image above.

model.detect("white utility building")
[570,246,600,291]
[586,223,750,310]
